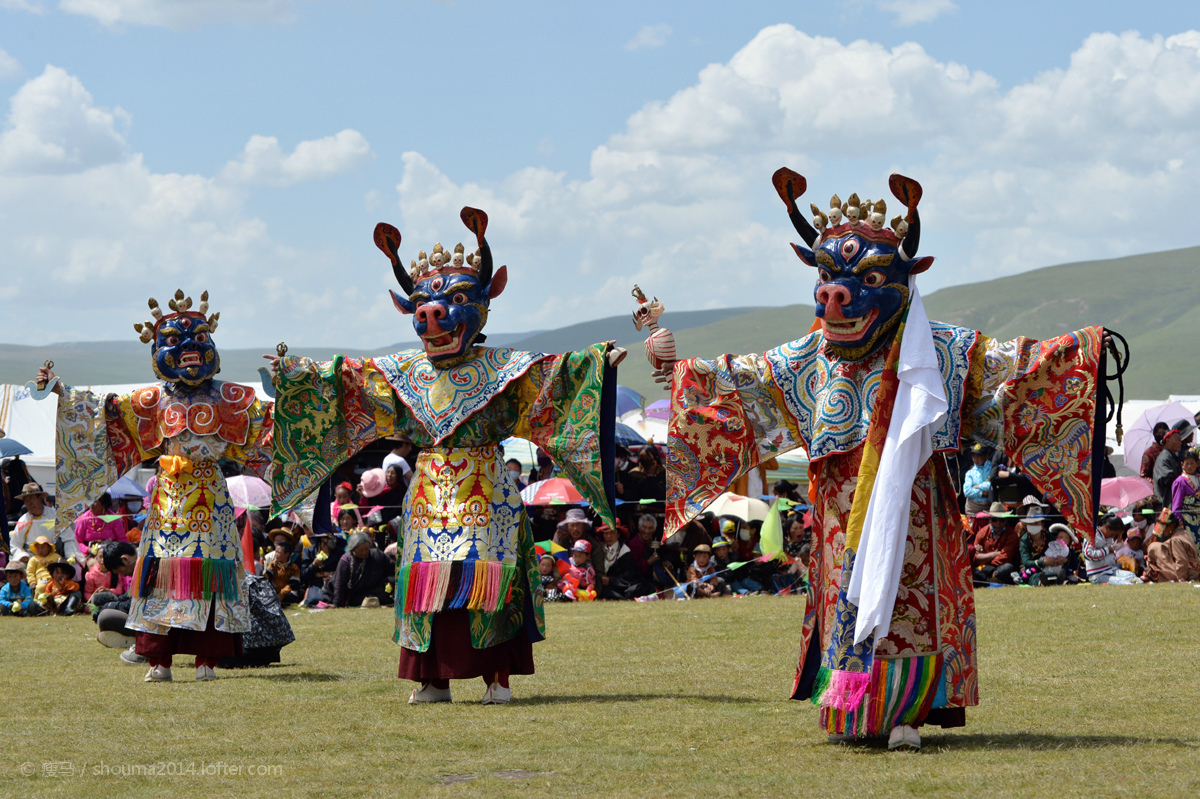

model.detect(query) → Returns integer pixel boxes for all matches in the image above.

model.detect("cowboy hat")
[17,482,47,499]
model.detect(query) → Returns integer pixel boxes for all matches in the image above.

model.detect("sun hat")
[3,561,24,573]
[1164,419,1196,441]
[1048,523,1076,541]
[17,482,47,499]
[571,540,591,555]
[360,596,381,609]
[557,508,593,530]
[693,543,712,554]
[987,502,1016,519]
[47,560,74,577]
[359,468,387,499]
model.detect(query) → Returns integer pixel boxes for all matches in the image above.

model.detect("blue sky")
[2,0,1198,347]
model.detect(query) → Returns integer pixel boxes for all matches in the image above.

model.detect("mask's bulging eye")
[818,269,831,283]
[195,332,208,343]
[452,292,468,305]
[165,336,180,346]
[863,270,886,287]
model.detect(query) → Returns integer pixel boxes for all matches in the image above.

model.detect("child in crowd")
[686,543,719,598]
[1117,526,1146,576]
[82,549,131,603]
[538,553,564,602]
[265,541,302,606]
[561,540,596,600]
[337,509,359,537]
[25,536,65,593]
[1,561,43,616]
[40,561,82,616]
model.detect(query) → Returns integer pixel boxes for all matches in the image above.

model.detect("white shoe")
[144,665,173,682]
[888,725,920,751]
[97,629,136,649]
[196,665,218,682]
[408,683,452,704]
[827,733,855,744]
[120,646,148,665]
[482,682,511,705]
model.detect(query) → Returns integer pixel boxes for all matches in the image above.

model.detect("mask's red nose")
[416,303,447,333]
[816,283,851,319]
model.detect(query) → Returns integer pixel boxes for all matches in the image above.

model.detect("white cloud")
[0,48,20,80]
[626,23,672,51]
[0,65,128,175]
[385,25,1200,331]
[875,0,957,26]
[58,0,306,29]
[220,129,373,187]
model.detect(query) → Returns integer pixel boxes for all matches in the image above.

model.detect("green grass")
[2,585,1199,798]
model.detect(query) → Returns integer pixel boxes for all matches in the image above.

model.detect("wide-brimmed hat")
[360,596,381,609]
[988,502,1016,519]
[557,509,592,530]
[3,561,25,573]
[1018,496,1050,517]
[774,479,798,493]
[31,535,55,550]
[359,468,387,499]
[693,543,712,554]
[17,482,47,499]
[1048,523,1076,542]
[1164,419,1197,441]
[47,560,74,576]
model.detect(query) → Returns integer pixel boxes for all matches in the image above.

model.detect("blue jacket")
[963,464,992,503]
[0,580,35,610]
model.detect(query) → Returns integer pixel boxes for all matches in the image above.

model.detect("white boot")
[144,665,173,682]
[195,665,218,682]
[482,682,511,705]
[408,683,452,704]
[888,725,920,751]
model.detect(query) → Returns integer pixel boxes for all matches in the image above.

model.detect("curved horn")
[460,207,493,287]
[373,223,414,295]
[888,174,923,260]
[771,168,818,248]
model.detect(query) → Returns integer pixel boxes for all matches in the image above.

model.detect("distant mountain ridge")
[2,246,1196,399]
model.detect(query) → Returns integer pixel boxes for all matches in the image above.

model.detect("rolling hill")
[2,246,1196,400]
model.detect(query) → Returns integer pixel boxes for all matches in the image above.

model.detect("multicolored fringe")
[131,556,241,602]
[817,654,943,737]
[396,560,517,614]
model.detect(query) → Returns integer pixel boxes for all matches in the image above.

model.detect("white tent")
[0,381,271,493]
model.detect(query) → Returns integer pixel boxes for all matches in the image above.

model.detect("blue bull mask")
[771,169,934,361]
[373,207,508,369]
[134,290,221,387]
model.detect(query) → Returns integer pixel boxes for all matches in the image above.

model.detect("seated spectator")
[74,493,128,561]
[596,523,644,600]
[25,536,65,592]
[375,465,407,529]
[628,513,661,583]
[11,483,67,562]
[538,553,565,602]
[1170,447,1200,544]
[711,537,733,571]
[1,560,43,616]
[265,540,302,606]
[300,530,345,607]
[1083,516,1141,584]
[627,445,666,503]
[331,481,362,527]
[962,442,993,516]
[1116,524,1146,576]
[331,531,393,608]
[1145,511,1200,582]
[336,509,359,537]
[773,480,803,504]
[972,503,1019,584]
[40,560,82,615]
[95,541,141,659]
[83,555,131,603]
[1154,421,1192,507]
[687,543,720,598]
[554,508,601,573]
[560,540,596,600]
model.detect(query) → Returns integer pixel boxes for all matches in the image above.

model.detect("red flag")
[241,511,256,573]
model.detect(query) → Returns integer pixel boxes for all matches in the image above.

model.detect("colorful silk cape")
[668,321,1103,736]
[270,344,616,652]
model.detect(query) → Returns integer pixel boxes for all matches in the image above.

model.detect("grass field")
[3,585,1199,799]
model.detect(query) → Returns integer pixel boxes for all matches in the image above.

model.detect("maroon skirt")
[135,604,244,660]
[397,609,534,681]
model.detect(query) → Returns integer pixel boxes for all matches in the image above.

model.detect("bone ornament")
[631,285,676,371]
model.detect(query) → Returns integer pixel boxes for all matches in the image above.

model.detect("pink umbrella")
[1123,401,1196,472]
[1099,476,1154,509]
[226,475,272,510]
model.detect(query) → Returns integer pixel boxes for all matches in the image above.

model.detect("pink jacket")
[83,564,131,601]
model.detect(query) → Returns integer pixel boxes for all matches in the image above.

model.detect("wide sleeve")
[270,355,401,514]
[666,352,804,534]
[53,385,122,540]
[964,327,1104,543]
[225,397,275,481]
[511,343,617,529]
